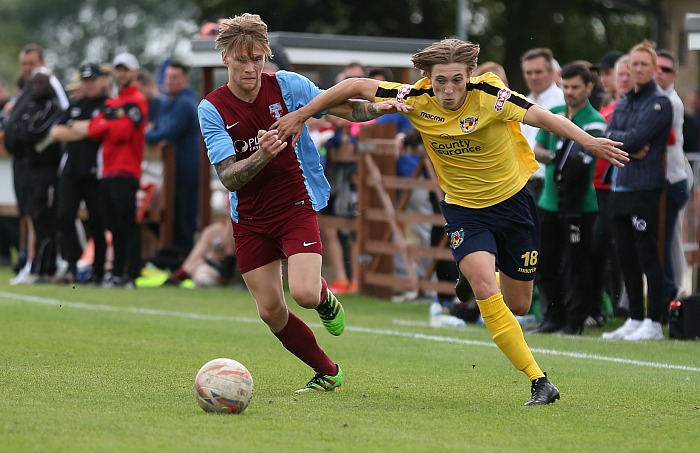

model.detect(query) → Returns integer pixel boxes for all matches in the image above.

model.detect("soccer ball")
[194,358,254,414]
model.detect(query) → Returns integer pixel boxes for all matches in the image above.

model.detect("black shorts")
[440,187,540,281]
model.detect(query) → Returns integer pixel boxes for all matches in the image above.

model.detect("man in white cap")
[72,51,147,287]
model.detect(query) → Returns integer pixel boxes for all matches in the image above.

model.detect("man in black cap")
[592,50,623,108]
[50,63,109,284]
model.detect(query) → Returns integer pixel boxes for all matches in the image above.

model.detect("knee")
[290,286,320,309]
[508,300,531,316]
[257,303,286,327]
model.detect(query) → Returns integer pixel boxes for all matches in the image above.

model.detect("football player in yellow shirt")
[274,38,627,405]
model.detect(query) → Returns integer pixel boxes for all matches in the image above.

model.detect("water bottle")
[429,302,443,327]
[441,315,466,328]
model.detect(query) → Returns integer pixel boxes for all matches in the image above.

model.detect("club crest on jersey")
[449,228,465,249]
[269,102,283,120]
[459,117,479,134]
[494,87,511,112]
[396,85,412,103]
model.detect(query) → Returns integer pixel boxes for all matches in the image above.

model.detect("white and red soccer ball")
[194,358,254,414]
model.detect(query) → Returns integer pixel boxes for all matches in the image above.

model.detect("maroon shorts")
[232,205,323,274]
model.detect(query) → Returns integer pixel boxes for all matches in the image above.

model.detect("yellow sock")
[477,292,545,381]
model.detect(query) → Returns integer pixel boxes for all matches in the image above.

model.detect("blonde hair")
[473,61,508,85]
[411,38,480,75]
[215,13,273,60]
[629,39,657,65]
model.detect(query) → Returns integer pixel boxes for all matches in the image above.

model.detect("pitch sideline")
[1,290,698,374]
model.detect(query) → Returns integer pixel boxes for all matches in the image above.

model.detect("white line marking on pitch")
[2,291,699,373]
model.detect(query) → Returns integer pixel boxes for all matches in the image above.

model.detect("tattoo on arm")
[350,100,378,122]
[214,154,269,192]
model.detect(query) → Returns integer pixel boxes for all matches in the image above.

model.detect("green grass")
[0,267,698,452]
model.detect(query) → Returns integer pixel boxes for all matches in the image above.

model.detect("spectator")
[72,52,148,288]
[474,61,508,86]
[135,69,162,131]
[160,219,237,288]
[6,68,66,283]
[146,60,201,251]
[683,89,700,153]
[50,63,109,284]
[655,49,690,302]
[592,50,623,108]
[520,48,564,204]
[602,40,673,341]
[3,44,69,283]
[531,63,607,335]
[589,54,631,325]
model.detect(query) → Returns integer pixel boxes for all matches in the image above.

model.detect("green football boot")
[295,366,343,393]
[317,289,345,336]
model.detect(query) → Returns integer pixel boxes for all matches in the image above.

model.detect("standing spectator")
[520,48,564,203]
[602,41,673,341]
[655,49,690,302]
[532,63,607,335]
[3,44,69,282]
[589,54,631,325]
[6,68,66,283]
[276,38,628,404]
[50,63,109,284]
[592,51,623,109]
[135,69,162,132]
[683,89,700,154]
[146,60,201,251]
[72,52,148,288]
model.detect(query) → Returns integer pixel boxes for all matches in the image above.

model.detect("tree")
[0,0,199,87]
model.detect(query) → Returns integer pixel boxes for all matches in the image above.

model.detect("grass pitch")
[0,267,698,452]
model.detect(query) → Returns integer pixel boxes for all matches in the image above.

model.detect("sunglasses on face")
[659,66,675,74]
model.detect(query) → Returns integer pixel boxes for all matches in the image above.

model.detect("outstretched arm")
[524,104,629,168]
[274,78,411,146]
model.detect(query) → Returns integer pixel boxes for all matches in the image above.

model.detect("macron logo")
[226,122,239,130]
[303,241,318,247]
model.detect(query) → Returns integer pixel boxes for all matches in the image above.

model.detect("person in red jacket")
[73,52,147,287]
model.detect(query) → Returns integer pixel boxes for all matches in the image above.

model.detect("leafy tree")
[0,0,199,88]
[192,0,658,92]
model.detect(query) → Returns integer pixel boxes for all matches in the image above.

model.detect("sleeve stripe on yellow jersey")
[468,81,533,110]
[376,86,433,99]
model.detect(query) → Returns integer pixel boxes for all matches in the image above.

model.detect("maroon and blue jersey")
[199,71,330,222]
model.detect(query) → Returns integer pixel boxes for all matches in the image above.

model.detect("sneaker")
[328,279,351,295]
[601,318,642,340]
[623,318,664,341]
[317,289,345,336]
[454,271,474,302]
[524,374,560,406]
[295,366,343,393]
[10,269,38,285]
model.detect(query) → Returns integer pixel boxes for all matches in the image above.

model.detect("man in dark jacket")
[6,68,66,282]
[602,41,673,341]
[51,63,109,284]
[146,60,200,250]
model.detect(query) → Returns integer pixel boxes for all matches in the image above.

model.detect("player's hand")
[371,100,413,115]
[272,112,305,149]
[587,137,628,168]
[257,129,287,160]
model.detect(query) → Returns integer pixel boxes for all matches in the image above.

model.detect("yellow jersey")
[375,73,539,208]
